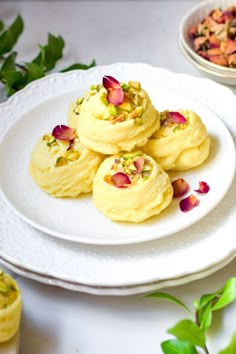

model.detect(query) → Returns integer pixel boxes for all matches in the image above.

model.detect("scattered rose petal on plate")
[179,194,199,212]
[194,181,210,194]
[102,75,124,105]
[111,172,131,188]
[172,178,189,198]
[166,111,187,124]
[52,125,76,141]
[134,156,145,173]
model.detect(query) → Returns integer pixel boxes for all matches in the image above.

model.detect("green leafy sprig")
[0,14,96,96]
[146,278,236,354]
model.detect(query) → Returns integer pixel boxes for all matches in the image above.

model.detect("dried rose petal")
[102,75,124,105]
[111,172,131,188]
[107,88,124,105]
[103,75,121,90]
[166,111,187,124]
[194,181,210,194]
[172,178,189,198]
[179,195,199,212]
[134,156,144,173]
[52,125,76,141]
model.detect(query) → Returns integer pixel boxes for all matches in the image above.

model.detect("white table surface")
[1,1,236,353]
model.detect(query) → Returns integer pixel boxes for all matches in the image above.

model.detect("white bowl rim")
[178,37,236,85]
[179,0,236,74]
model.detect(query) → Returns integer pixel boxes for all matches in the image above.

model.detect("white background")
[1,1,236,354]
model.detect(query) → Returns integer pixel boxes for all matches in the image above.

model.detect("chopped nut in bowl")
[179,0,236,77]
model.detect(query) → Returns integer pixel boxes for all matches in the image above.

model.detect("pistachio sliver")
[128,80,141,90]
[66,150,80,162]
[47,137,57,147]
[55,156,68,167]
[0,281,9,294]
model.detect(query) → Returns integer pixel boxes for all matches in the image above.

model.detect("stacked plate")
[0,63,236,296]
[179,0,236,86]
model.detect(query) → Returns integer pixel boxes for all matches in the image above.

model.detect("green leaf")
[168,319,206,349]
[219,333,236,354]
[23,62,45,83]
[0,15,24,55]
[211,278,236,311]
[33,33,64,72]
[199,278,236,311]
[161,339,198,354]
[0,20,4,33]
[0,51,17,73]
[0,70,24,95]
[195,278,236,331]
[60,59,96,72]
[145,292,191,313]
[197,303,213,332]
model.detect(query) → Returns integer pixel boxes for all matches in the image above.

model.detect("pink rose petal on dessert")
[102,75,124,105]
[111,172,131,188]
[52,125,76,141]
[134,156,145,173]
[166,111,187,124]
[179,195,199,212]
[172,178,189,198]
[107,88,124,105]
[194,181,210,194]
[103,75,121,90]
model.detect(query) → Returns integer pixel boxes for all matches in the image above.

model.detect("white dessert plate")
[0,66,235,246]
[0,63,236,291]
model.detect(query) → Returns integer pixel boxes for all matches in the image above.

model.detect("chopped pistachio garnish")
[108,104,118,116]
[100,92,108,105]
[43,135,57,147]
[66,150,80,162]
[128,81,141,90]
[111,152,152,184]
[94,80,146,123]
[120,82,130,91]
[0,271,19,309]
[76,97,84,105]
[0,281,9,294]
[55,156,68,167]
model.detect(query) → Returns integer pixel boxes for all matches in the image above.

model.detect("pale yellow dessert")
[68,100,82,130]
[142,109,211,171]
[0,270,22,343]
[69,80,160,154]
[29,132,104,198]
[93,151,173,222]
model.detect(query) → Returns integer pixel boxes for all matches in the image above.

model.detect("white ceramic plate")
[0,69,235,245]
[0,63,236,292]
[1,253,236,296]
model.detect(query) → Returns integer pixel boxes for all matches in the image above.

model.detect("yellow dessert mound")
[93,152,173,222]
[142,109,211,171]
[0,271,22,343]
[29,135,104,197]
[68,102,79,130]
[73,85,160,154]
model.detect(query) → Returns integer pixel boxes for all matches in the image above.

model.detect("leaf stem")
[195,310,210,354]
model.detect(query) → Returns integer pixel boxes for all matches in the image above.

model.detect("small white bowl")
[178,38,236,86]
[179,0,236,75]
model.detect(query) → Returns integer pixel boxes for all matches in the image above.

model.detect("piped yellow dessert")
[93,151,173,222]
[142,109,210,171]
[68,76,160,154]
[0,270,22,343]
[29,125,104,197]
